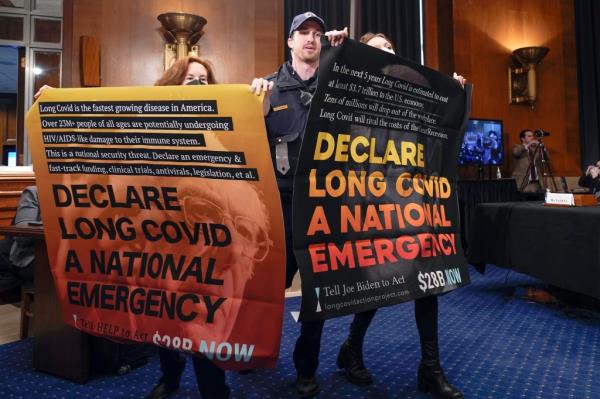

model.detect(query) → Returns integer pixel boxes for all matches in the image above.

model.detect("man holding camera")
[512,129,548,193]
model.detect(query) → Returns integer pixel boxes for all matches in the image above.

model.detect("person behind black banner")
[512,129,546,193]
[249,12,375,398]
[145,55,229,399]
[335,32,463,399]
[578,160,600,197]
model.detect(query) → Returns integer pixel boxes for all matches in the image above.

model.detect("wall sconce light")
[508,46,549,109]
[158,12,207,70]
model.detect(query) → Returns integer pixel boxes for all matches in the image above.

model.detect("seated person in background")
[512,129,545,193]
[578,160,600,197]
[0,186,40,293]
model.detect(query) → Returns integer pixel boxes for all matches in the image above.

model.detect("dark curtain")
[283,0,421,63]
[575,0,600,167]
[284,0,351,62]
[357,0,421,62]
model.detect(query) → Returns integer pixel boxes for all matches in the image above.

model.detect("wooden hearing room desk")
[0,225,91,383]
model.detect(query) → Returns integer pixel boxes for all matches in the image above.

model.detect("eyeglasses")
[180,196,272,262]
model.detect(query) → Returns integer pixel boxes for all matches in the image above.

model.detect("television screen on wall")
[458,119,503,165]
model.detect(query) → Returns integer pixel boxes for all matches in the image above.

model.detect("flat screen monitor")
[2,146,15,167]
[6,151,16,167]
[458,119,503,165]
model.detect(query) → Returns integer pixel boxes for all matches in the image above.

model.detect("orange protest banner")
[26,85,285,369]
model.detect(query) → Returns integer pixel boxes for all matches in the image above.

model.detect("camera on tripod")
[534,129,550,138]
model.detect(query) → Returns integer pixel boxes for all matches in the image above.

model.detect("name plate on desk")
[545,192,598,206]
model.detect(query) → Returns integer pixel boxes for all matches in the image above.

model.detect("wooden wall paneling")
[64,0,283,88]
[80,36,100,86]
[436,0,455,75]
[535,12,567,173]
[100,0,137,87]
[423,0,440,70]
[16,47,24,165]
[62,0,73,87]
[0,192,22,226]
[452,0,579,177]
[255,0,284,76]
[125,0,168,86]
[63,0,577,177]
[187,0,251,85]
[131,0,172,86]
[69,0,102,87]
[0,171,36,228]
[560,0,580,172]
[232,0,256,82]
[227,0,252,83]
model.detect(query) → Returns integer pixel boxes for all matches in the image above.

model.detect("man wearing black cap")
[251,12,374,398]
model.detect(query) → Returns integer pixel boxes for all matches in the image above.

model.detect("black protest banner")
[293,39,472,320]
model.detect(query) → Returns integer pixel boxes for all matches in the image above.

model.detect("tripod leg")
[539,143,557,192]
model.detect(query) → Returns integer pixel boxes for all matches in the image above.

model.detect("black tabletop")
[457,178,519,250]
[468,201,600,299]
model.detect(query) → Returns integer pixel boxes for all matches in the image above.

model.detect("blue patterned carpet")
[1,265,600,398]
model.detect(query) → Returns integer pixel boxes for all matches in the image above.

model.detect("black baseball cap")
[288,12,326,36]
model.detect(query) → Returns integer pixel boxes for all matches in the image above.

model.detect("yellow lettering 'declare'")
[313,131,424,167]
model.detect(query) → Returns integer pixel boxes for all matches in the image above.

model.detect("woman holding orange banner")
[145,55,228,399]
[34,55,278,399]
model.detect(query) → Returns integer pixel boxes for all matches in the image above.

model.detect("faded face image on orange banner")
[26,85,285,369]
[173,179,273,345]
